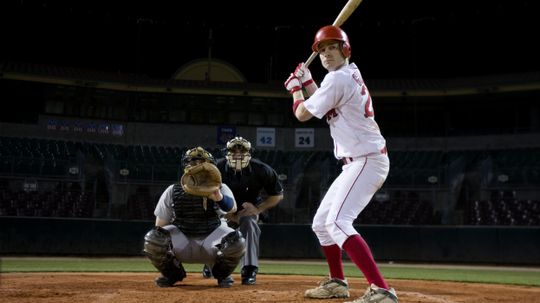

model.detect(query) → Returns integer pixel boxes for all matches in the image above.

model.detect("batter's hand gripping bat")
[305,0,364,67]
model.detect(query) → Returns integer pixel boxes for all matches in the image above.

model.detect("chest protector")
[171,184,221,236]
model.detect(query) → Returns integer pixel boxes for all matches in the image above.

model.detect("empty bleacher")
[0,188,94,218]
[1,136,539,225]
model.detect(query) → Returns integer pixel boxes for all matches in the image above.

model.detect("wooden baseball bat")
[305,0,363,67]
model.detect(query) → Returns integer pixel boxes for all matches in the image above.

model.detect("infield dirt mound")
[1,273,539,303]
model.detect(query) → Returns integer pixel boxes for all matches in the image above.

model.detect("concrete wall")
[2,217,539,265]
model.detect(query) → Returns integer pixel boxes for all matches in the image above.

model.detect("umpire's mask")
[225,137,251,171]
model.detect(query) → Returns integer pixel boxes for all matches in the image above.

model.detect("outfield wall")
[1,217,539,265]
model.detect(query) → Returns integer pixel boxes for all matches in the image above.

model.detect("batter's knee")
[322,219,356,246]
[324,220,340,236]
[312,221,327,236]
[326,218,353,233]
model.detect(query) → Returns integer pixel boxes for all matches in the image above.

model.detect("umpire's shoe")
[241,265,258,285]
[202,264,213,278]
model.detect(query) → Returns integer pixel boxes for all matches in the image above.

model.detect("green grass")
[1,258,154,272]
[377,266,540,286]
[2,257,539,287]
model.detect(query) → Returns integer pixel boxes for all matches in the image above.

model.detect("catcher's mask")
[225,137,252,171]
[182,146,215,168]
[312,25,351,59]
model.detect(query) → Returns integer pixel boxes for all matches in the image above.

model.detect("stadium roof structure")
[2,61,540,98]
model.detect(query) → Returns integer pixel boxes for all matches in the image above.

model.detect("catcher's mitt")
[181,162,222,196]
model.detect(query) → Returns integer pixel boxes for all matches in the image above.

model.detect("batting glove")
[293,62,314,87]
[284,73,301,94]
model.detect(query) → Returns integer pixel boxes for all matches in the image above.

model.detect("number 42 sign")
[256,127,275,147]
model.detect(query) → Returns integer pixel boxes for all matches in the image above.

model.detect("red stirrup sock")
[342,234,388,289]
[322,244,345,280]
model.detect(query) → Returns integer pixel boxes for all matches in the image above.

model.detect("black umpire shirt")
[215,158,283,210]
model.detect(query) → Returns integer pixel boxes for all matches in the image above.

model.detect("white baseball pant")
[312,153,389,247]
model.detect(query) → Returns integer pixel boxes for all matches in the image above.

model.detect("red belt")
[342,146,387,164]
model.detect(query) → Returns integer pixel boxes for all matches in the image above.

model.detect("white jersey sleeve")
[154,184,175,222]
[303,72,343,119]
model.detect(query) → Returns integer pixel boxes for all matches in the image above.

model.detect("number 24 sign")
[295,128,314,148]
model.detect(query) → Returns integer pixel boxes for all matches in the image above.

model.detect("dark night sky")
[1,0,539,83]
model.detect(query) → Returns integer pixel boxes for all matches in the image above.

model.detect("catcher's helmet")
[225,137,252,171]
[312,25,351,58]
[182,146,215,167]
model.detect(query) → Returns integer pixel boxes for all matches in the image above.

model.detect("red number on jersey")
[326,108,338,122]
[361,84,374,118]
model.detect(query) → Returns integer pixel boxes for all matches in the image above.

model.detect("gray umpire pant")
[238,215,260,267]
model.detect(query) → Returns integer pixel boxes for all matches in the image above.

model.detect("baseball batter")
[284,25,398,303]
[143,147,246,288]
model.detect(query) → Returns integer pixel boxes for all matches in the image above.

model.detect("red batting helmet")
[311,25,351,58]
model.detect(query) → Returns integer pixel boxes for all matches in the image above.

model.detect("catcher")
[143,146,246,288]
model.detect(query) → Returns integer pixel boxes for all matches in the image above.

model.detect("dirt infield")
[2,273,539,303]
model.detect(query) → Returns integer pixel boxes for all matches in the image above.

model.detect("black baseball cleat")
[241,265,258,285]
[202,264,213,278]
[154,275,177,287]
[217,275,234,288]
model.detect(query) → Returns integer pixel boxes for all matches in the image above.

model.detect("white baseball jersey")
[303,63,386,159]
[304,62,389,248]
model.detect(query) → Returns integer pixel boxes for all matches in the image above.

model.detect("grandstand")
[1,61,539,226]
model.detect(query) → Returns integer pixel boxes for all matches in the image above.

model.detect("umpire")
[143,147,246,288]
[203,137,284,285]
